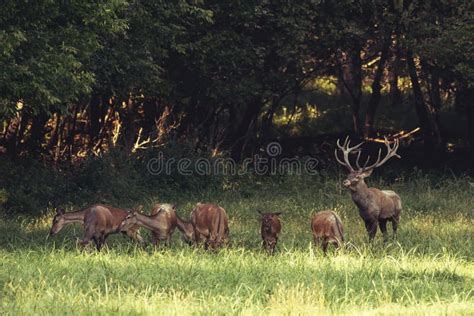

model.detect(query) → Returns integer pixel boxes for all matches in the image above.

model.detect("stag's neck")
[134,213,159,231]
[350,181,374,212]
[175,214,194,236]
[63,210,87,224]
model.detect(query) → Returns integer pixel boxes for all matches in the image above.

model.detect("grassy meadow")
[1,173,473,315]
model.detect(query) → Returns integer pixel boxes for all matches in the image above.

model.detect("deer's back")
[150,206,178,232]
[85,204,127,233]
[192,203,228,237]
[312,210,343,239]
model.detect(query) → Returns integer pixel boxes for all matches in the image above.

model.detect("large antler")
[334,136,364,172]
[360,137,401,172]
[335,136,401,172]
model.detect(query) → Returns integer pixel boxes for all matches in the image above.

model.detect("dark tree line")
[0,0,473,164]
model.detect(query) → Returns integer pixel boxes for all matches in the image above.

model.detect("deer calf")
[259,211,282,254]
[175,203,229,249]
[311,210,344,253]
[49,204,143,251]
[335,137,402,241]
[120,203,177,247]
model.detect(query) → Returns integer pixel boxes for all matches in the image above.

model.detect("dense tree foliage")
[0,0,473,164]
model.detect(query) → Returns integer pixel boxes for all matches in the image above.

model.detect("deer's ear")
[360,169,373,178]
[273,212,282,216]
[57,208,65,215]
[172,204,177,210]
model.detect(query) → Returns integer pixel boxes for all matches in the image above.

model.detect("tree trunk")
[424,63,443,144]
[467,99,474,171]
[338,49,362,133]
[47,112,61,152]
[89,93,108,149]
[66,104,79,160]
[456,86,474,170]
[406,52,437,155]
[142,97,158,139]
[3,115,21,159]
[226,100,262,160]
[120,96,137,153]
[262,96,282,139]
[26,110,49,157]
[428,67,442,112]
[388,44,402,107]
[364,38,391,138]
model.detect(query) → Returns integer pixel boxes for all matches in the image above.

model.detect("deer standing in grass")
[311,210,344,253]
[335,137,402,241]
[175,203,230,250]
[259,211,282,255]
[120,203,177,247]
[49,204,143,250]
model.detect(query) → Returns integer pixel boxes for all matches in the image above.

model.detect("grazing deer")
[120,203,177,247]
[49,204,143,250]
[259,211,282,254]
[175,203,229,249]
[311,210,344,253]
[335,137,402,241]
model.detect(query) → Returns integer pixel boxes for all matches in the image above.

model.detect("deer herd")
[49,137,402,254]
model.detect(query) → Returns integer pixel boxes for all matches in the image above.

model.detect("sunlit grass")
[1,175,473,315]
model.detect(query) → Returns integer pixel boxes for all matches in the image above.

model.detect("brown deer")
[175,203,229,249]
[120,203,177,246]
[335,137,402,241]
[259,211,282,254]
[311,210,344,253]
[49,204,143,250]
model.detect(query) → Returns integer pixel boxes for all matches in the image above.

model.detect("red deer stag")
[335,137,402,241]
[49,204,143,250]
[175,203,229,249]
[259,211,281,254]
[311,210,344,253]
[120,203,177,246]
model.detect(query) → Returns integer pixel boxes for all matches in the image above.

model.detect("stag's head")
[49,208,66,236]
[120,206,142,230]
[335,137,400,191]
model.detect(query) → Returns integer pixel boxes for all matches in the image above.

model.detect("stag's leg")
[94,236,103,251]
[223,228,230,247]
[392,215,399,237]
[204,237,211,250]
[379,219,388,242]
[80,226,95,249]
[365,220,378,241]
[322,238,329,254]
[314,236,322,253]
[151,232,159,247]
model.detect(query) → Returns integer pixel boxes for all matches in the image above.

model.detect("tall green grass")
[1,174,473,315]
